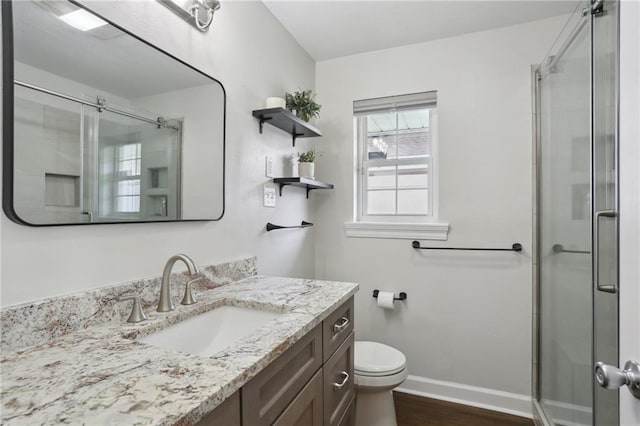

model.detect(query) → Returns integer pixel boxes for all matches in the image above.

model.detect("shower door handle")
[594,209,617,293]
[595,360,640,399]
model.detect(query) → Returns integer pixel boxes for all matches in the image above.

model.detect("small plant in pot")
[285,90,321,122]
[298,149,319,178]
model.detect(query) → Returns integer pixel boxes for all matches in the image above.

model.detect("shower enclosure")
[533,0,620,425]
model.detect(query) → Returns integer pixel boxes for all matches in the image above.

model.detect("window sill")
[343,221,449,240]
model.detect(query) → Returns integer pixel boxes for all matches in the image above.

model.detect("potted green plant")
[285,90,321,122]
[298,149,318,178]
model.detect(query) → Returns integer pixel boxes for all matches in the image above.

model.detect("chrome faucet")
[158,254,200,312]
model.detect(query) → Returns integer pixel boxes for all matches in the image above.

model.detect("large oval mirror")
[2,0,225,225]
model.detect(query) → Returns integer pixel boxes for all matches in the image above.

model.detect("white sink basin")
[139,306,282,356]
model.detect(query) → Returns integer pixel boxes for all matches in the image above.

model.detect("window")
[346,91,448,239]
[114,143,142,213]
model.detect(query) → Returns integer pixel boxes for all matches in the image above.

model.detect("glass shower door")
[537,1,620,425]
[537,8,594,424]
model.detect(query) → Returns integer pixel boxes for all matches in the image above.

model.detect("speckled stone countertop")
[1,276,358,425]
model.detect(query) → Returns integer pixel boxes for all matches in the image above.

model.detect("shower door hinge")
[589,0,606,16]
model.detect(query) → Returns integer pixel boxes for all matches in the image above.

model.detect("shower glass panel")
[592,1,619,424]
[537,1,620,425]
[95,110,181,221]
[538,5,593,425]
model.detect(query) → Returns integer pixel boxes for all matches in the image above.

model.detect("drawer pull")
[333,371,350,390]
[333,317,349,332]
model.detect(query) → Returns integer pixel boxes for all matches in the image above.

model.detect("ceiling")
[262,0,579,61]
[13,1,213,100]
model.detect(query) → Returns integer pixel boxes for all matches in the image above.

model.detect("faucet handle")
[117,294,148,323]
[181,276,203,305]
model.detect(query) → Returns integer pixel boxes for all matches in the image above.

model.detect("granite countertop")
[1,276,358,425]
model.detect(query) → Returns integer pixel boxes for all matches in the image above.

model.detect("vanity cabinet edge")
[194,390,240,426]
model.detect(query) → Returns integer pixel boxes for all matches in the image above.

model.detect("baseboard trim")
[395,375,533,419]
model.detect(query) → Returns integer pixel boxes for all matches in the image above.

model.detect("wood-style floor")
[393,392,534,426]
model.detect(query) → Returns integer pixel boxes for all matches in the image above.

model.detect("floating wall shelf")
[252,108,322,146]
[272,177,334,198]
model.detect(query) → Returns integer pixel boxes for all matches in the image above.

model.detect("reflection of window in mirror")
[114,143,142,214]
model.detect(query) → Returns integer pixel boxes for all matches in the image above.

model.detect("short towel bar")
[266,221,313,232]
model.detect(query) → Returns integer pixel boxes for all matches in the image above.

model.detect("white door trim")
[618,1,640,424]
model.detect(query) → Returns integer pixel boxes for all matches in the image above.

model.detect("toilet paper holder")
[372,290,407,301]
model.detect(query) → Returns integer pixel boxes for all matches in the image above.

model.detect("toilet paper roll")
[266,97,286,109]
[376,291,395,310]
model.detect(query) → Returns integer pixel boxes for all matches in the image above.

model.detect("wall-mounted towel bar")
[552,244,590,254]
[412,240,522,252]
[266,221,313,232]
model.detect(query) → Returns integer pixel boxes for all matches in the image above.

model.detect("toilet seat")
[355,341,407,377]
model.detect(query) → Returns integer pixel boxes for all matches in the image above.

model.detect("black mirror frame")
[2,0,226,226]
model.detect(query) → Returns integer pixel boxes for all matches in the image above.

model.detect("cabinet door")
[273,369,324,426]
[242,324,323,425]
[194,391,240,426]
[337,395,355,426]
[323,332,355,426]
[323,298,354,362]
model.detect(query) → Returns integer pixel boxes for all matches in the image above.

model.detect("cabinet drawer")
[273,369,324,426]
[323,297,354,361]
[194,391,240,426]
[242,324,323,425]
[323,332,355,426]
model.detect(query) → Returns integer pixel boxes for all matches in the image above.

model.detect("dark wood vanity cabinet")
[242,324,324,425]
[197,297,355,426]
[243,297,355,426]
[323,333,355,426]
[273,370,324,426]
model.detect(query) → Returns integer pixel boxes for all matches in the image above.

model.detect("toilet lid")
[354,341,407,377]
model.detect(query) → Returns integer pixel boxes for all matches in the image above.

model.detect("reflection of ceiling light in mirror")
[59,9,108,31]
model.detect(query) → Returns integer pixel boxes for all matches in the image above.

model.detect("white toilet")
[354,341,408,426]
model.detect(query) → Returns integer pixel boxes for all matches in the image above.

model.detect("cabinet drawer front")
[323,297,354,361]
[194,391,240,426]
[273,369,324,426]
[323,332,355,426]
[242,324,323,425]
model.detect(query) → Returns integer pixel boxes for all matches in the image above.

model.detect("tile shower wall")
[313,16,568,415]
[0,1,317,306]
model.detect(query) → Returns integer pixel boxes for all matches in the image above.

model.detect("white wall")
[1,0,317,306]
[314,16,567,414]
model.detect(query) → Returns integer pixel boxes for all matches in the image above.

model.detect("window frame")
[346,91,448,240]
[355,95,439,223]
